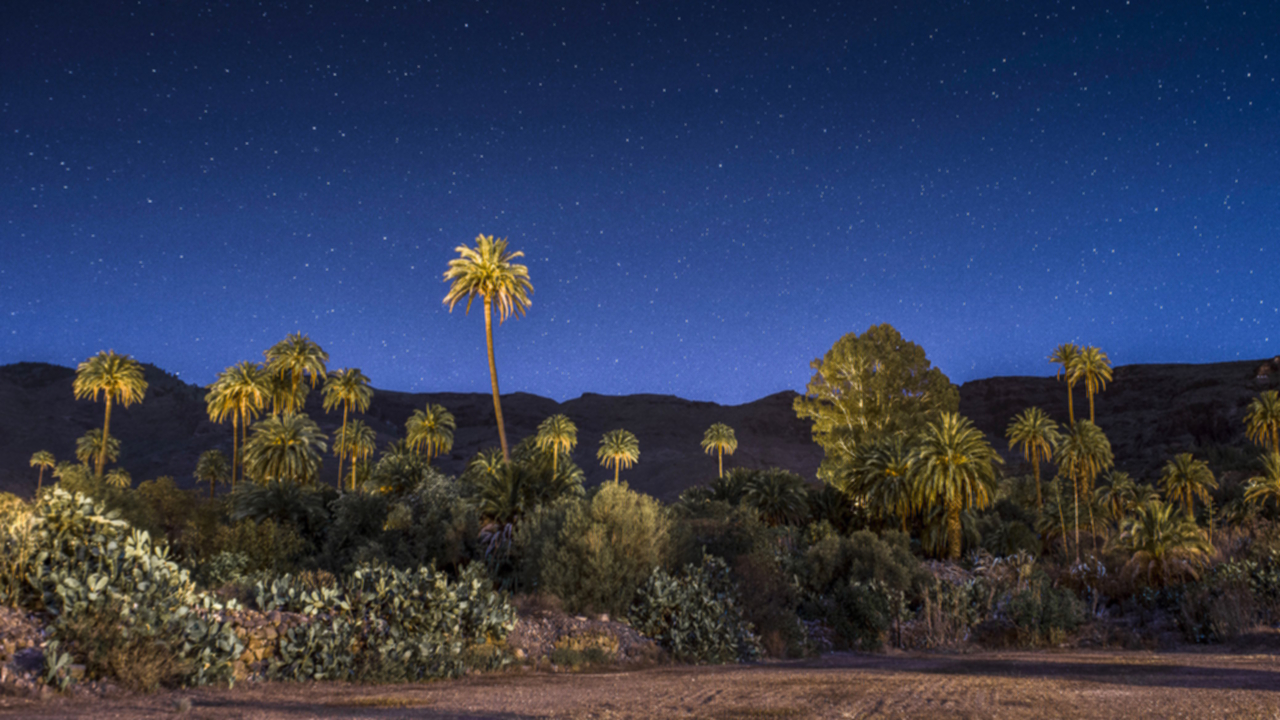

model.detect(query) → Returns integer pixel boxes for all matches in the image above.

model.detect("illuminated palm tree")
[1072,346,1112,423]
[443,234,533,462]
[264,332,329,416]
[1054,419,1113,558]
[73,350,148,478]
[536,414,578,478]
[405,403,456,465]
[843,434,915,531]
[242,413,328,486]
[1245,390,1280,454]
[322,368,374,484]
[75,429,120,468]
[333,419,377,491]
[1160,453,1217,521]
[1110,499,1212,587]
[1048,343,1081,423]
[1243,451,1280,512]
[910,412,1003,560]
[104,467,131,489]
[597,429,640,483]
[700,423,738,479]
[206,361,270,489]
[1006,407,1060,509]
[29,450,55,493]
[194,449,231,499]
[1097,470,1139,526]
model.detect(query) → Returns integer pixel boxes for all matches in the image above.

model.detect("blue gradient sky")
[3,1,1276,404]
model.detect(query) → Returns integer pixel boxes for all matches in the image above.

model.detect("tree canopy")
[793,324,958,480]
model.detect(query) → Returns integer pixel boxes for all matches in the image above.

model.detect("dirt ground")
[2,648,1277,719]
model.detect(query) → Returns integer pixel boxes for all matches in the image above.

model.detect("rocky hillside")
[1,357,1274,500]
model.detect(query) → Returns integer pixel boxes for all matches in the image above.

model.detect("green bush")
[1006,583,1083,646]
[520,482,671,616]
[631,556,762,663]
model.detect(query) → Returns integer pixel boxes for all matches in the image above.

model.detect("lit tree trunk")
[946,499,962,561]
[96,397,114,479]
[231,414,240,490]
[337,404,349,490]
[1072,471,1081,563]
[1033,453,1043,509]
[1056,480,1070,557]
[718,447,724,479]
[484,296,510,462]
[1067,381,1076,424]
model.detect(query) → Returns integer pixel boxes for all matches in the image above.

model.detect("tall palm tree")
[73,350,148,478]
[910,412,1003,560]
[1097,470,1139,526]
[333,419,377,491]
[1110,499,1212,587]
[264,332,329,416]
[597,429,640,483]
[405,403,456,465]
[1245,390,1280,454]
[443,234,534,462]
[1048,343,1082,423]
[1243,451,1280,512]
[29,451,55,493]
[242,413,328,486]
[194,449,231,500]
[536,414,578,478]
[843,434,915,531]
[75,429,120,468]
[1054,419,1114,558]
[104,467,131,489]
[206,361,270,489]
[1072,346,1113,423]
[1160,453,1217,521]
[700,423,738,479]
[1006,407,1060,509]
[322,368,374,484]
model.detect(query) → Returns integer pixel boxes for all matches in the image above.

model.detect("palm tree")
[194,449,231,499]
[597,429,640,483]
[1110,499,1212,587]
[1054,419,1114,558]
[843,434,915,531]
[405,403,456,465]
[333,419,377,491]
[1160,453,1217,521]
[443,234,534,462]
[1006,407,1061,509]
[742,468,810,526]
[1072,346,1112,423]
[1245,390,1280,454]
[29,451,55,493]
[536,414,578,478]
[206,361,270,489]
[1097,470,1139,526]
[910,412,1003,560]
[1243,451,1280,512]
[700,423,738,479]
[1048,343,1082,423]
[322,368,374,484]
[75,429,120,468]
[73,350,148,478]
[264,332,329,416]
[242,413,328,486]
[104,467,131,489]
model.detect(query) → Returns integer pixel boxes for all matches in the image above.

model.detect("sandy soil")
[2,649,1277,719]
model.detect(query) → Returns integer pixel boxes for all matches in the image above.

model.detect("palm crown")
[1006,407,1060,509]
[1245,390,1280,454]
[700,423,738,479]
[29,450,56,492]
[1070,346,1112,423]
[264,333,329,415]
[597,428,640,483]
[1048,343,1081,423]
[322,368,374,484]
[73,350,148,478]
[206,361,270,488]
[405,404,456,465]
[536,414,578,477]
[910,412,1002,560]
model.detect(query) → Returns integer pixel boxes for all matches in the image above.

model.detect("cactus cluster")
[630,556,761,664]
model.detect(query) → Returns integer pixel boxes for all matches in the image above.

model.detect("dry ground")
[2,649,1278,719]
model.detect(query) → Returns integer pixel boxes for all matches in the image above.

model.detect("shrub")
[631,556,762,663]
[1005,583,1084,646]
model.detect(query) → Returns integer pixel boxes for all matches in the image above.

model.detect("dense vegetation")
[7,239,1280,693]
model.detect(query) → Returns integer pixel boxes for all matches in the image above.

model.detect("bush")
[1006,583,1084,646]
[631,556,762,663]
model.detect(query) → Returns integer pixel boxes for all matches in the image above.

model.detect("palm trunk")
[614,463,620,483]
[1072,471,1081,563]
[1067,382,1076,424]
[718,448,724,479]
[37,467,45,493]
[1088,391,1096,424]
[1033,456,1043,509]
[947,500,962,560]
[337,404,349,490]
[231,414,240,490]
[1056,480,1070,557]
[96,398,113,479]
[484,296,510,461]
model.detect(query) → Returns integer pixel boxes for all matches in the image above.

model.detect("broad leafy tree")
[443,234,533,462]
[264,332,329,416]
[597,429,640,483]
[1072,346,1112,423]
[194,449,231,499]
[405,403,456,465]
[1048,343,1081,423]
[910,412,1002,560]
[795,324,958,480]
[1245,390,1280,454]
[700,423,738,479]
[536,414,578,478]
[322,368,373,483]
[73,350,148,478]
[29,450,55,493]
[1006,407,1060,509]
[242,413,328,486]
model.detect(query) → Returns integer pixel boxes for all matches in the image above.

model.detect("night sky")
[3,1,1276,405]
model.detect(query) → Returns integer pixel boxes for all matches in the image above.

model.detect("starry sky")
[3,1,1276,405]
